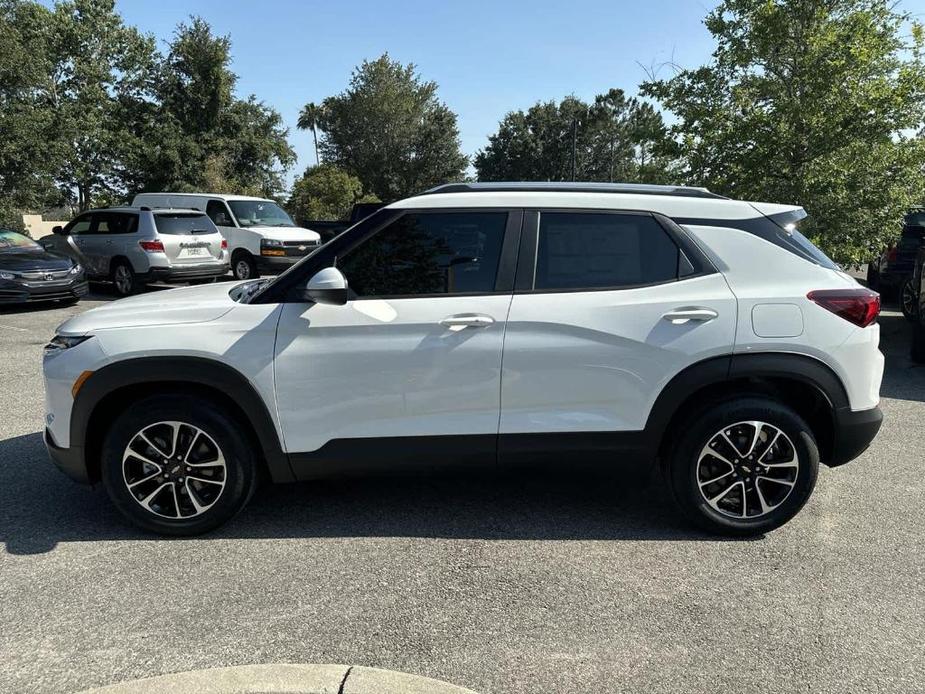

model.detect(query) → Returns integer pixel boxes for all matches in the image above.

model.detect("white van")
[131,193,322,280]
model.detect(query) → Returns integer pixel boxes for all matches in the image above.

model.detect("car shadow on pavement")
[0,431,731,555]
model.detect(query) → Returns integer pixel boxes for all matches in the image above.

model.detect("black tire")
[110,259,140,296]
[900,277,918,322]
[231,251,258,281]
[666,397,819,537]
[101,394,258,536]
[911,320,925,364]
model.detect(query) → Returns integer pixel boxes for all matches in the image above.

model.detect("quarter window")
[535,212,679,290]
[339,212,508,298]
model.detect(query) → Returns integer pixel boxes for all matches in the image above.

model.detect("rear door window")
[154,213,217,235]
[92,213,137,235]
[534,212,680,291]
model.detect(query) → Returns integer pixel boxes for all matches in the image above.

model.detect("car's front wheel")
[232,251,258,281]
[666,397,819,536]
[101,394,258,535]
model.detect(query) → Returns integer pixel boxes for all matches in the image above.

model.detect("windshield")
[0,230,41,252]
[154,213,216,235]
[228,200,294,228]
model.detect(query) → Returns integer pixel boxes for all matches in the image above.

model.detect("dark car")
[0,229,88,305]
[867,207,925,320]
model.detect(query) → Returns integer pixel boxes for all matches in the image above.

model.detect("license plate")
[179,247,208,258]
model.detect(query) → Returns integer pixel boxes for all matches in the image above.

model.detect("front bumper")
[257,255,303,274]
[44,427,90,484]
[0,278,89,304]
[827,405,883,467]
[146,263,229,283]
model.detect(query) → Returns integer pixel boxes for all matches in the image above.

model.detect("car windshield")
[0,230,41,252]
[228,200,294,227]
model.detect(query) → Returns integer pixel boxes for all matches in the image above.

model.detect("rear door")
[92,212,138,272]
[500,209,737,441]
[153,212,224,264]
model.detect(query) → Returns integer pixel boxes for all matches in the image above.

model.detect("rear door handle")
[440,313,495,329]
[662,307,719,324]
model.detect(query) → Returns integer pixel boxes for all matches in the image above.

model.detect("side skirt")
[288,432,652,481]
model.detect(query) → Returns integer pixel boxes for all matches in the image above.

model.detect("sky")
[114,0,925,184]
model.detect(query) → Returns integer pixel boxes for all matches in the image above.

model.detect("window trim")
[514,208,717,295]
[257,207,523,303]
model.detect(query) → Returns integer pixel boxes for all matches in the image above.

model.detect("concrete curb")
[80,663,481,694]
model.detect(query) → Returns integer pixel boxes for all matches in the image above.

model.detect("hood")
[58,281,244,335]
[0,249,74,272]
[245,225,321,241]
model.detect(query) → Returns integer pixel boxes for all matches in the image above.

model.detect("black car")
[867,207,925,320]
[0,229,88,305]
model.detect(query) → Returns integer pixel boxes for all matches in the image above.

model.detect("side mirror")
[52,225,64,235]
[304,266,348,305]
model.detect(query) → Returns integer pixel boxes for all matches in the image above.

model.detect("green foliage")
[642,0,925,264]
[474,89,677,184]
[288,164,378,222]
[314,54,468,201]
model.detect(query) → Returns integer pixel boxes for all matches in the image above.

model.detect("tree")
[473,89,677,184]
[313,54,468,200]
[134,17,294,198]
[641,0,925,264]
[297,102,322,166]
[287,164,378,223]
[0,0,63,229]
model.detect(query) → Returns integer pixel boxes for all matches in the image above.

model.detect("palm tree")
[297,102,322,166]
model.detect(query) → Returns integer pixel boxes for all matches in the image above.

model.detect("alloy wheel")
[114,265,132,294]
[696,420,799,519]
[902,279,917,319]
[122,421,227,519]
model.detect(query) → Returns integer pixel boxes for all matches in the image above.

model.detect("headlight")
[0,270,17,280]
[44,334,92,356]
[69,263,82,275]
[260,238,284,248]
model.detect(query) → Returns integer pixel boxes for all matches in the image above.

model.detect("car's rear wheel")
[900,277,917,322]
[101,394,257,535]
[111,260,139,296]
[232,251,258,281]
[666,397,819,536]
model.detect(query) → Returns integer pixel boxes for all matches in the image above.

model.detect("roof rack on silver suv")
[421,181,727,200]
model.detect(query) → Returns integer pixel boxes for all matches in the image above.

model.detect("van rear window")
[154,213,215,235]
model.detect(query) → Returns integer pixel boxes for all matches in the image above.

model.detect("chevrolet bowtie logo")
[298,245,307,251]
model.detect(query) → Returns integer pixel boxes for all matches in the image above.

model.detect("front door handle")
[662,307,719,324]
[440,313,495,330]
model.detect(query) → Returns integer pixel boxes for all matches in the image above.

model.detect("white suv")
[43,183,884,536]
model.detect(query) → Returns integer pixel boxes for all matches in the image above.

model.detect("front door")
[273,209,521,473]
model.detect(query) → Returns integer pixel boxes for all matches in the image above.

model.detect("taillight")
[139,240,165,253]
[221,239,228,250]
[807,288,881,328]
[886,246,898,263]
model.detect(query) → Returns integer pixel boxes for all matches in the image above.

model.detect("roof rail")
[421,181,727,200]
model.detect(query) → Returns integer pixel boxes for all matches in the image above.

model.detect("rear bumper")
[0,279,89,304]
[44,427,90,484]
[146,264,228,283]
[826,405,883,467]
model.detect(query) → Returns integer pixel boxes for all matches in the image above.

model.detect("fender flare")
[643,352,849,444]
[72,356,293,483]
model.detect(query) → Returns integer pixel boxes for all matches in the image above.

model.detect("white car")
[44,182,884,536]
[132,193,322,281]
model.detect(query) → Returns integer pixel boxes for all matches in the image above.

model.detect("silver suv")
[43,207,229,295]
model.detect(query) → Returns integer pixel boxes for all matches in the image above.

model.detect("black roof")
[422,182,726,200]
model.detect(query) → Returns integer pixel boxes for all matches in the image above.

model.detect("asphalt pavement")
[0,288,922,693]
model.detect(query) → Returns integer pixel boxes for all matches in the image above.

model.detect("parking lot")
[0,290,922,694]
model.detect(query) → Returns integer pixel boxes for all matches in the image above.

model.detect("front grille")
[18,268,72,281]
[281,240,320,257]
